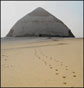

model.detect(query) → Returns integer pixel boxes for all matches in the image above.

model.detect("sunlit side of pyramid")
[7,7,75,37]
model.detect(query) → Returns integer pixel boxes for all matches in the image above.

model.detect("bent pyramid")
[7,7,75,37]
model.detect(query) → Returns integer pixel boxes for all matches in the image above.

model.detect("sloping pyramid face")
[7,7,74,37]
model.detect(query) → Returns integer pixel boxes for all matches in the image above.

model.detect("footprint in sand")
[65,66,69,70]
[72,71,75,74]
[56,73,59,75]
[64,66,68,69]
[73,75,76,77]
[62,76,66,79]
[63,82,67,85]
[49,66,53,69]
[55,69,58,71]
[49,65,53,69]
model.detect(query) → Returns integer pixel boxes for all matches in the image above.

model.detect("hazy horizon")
[1,1,83,38]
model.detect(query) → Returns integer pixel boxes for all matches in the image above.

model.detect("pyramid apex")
[28,7,50,16]
[35,7,46,11]
[37,7,43,9]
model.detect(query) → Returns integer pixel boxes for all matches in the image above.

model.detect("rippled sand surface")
[1,38,83,87]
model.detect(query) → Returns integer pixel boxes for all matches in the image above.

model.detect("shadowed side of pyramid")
[7,7,75,37]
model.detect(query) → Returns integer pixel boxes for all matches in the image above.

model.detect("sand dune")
[1,38,83,87]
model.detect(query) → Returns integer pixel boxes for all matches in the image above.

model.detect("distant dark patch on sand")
[65,68,68,70]
[50,57,52,60]
[49,64,52,67]
[61,63,63,66]
[11,65,13,67]
[61,62,63,63]
[46,56,48,58]
[38,57,40,59]
[54,60,59,62]
[57,43,67,45]
[2,55,8,57]
[4,58,7,61]
[65,66,68,67]
[53,39,59,41]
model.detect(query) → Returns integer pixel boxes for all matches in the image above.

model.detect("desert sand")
[1,37,83,87]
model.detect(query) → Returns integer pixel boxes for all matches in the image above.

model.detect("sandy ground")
[1,38,83,87]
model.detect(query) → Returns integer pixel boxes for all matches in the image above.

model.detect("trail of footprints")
[2,54,13,69]
[2,49,77,87]
[34,48,77,87]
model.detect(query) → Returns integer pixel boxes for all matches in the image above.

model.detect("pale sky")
[1,1,83,38]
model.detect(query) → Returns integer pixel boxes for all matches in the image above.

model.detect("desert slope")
[1,38,83,87]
